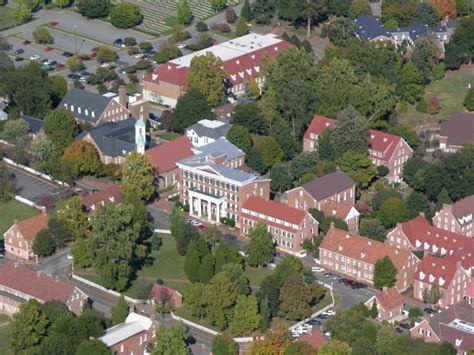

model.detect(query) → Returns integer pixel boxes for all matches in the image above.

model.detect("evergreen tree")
[246,222,275,267]
[229,295,262,336]
[111,296,129,325]
[406,191,431,219]
[436,188,452,210]
[463,88,474,111]
[241,0,252,20]
[269,117,297,159]
[184,242,201,283]
[199,253,215,283]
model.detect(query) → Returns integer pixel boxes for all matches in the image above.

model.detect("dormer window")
[419,271,425,280]
[92,111,95,118]
[85,109,88,116]
[70,105,74,112]
[439,277,445,286]
[78,107,81,114]
[429,274,435,283]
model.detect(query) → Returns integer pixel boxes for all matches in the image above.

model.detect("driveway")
[147,205,171,229]
[34,247,71,276]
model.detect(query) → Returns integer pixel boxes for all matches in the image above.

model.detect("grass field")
[0,200,40,238]
[402,67,474,127]
[0,317,12,355]
[0,8,17,31]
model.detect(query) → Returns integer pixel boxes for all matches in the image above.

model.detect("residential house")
[145,135,194,189]
[185,119,230,147]
[364,287,405,323]
[20,114,44,139]
[386,215,474,276]
[142,33,291,107]
[240,196,318,255]
[59,87,149,126]
[283,171,356,211]
[100,312,156,355]
[81,185,123,212]
[319,226,420,291]
[433,195,474,238]
[80,117,152,165]
[151,284,182,308]
[177,140,270,226]
[439,113,474,153]
[320,200,360,233]
[410,300,474,353]
[3,214,49,261]
[413,255,470,309]
[0,260,88,315]
[302,114,336,152]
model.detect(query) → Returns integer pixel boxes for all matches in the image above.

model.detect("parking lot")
[6,37,67,68]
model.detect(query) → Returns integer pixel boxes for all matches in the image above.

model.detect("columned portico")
[188,189,225,224]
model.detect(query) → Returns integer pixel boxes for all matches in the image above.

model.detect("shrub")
[210,23,231,33]
[225,8,237,23]
[415,98,427,113]
[128,46,140,55]
[196,21,208,32]
[432,63,445,80]
[135,60,150,70]
[124,37,137,46]
[123,65,137,74]
[172,30,191,42]
[464,88,474,111]
[427,96,441,115]
[220,217,235,227]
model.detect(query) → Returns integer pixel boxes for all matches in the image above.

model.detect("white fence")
[3,157,69,187]
[71,274,141,305]
[154,229,171,234]
[14,195,46,212]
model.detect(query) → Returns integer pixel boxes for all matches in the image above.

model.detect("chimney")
[118,85,127,108]
[419,211,425,218]
[382,286,388,292]
[13,219,18,225]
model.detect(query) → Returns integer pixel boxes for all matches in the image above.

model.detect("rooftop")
[303,115,336,140]
[440,113,474,147]
[190,138,244,161]
[5,214,49,241]
[415,254,460,288]
[241,196,310,226]
[20,114,44,134]
[375,287,404,311]
[145,135,194,173]
[81,185,123,211]
[320,200,359,221]
[187,119,230,140]
[301,171,355,201]
[100,313,152,347]
[59,88,113,123]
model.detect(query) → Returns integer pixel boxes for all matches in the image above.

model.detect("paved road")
[34,247,71,275]
[147,205,171,229]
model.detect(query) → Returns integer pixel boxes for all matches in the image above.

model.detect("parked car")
[193,224,208,231]
[424,307,436,314]
[325,309,336,316]
[30,54,40,61]
[113,38,125,47]
[62,51,74,57]
[15,57,24,62]
[351,282,367,289]
[318,313,329,320]
[44,47,54,52]
[312,267,324,273]
[50,21,59,26]
[67,254,74,260]
[15,48,25,55]
[134,53,145,59]
[323,273,333,278]
[55,63,65,69]
[23,40,31,45]
[67,73,80,80]
[177,43,186,49]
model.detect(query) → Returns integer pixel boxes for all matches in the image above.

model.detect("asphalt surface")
[147,205,171,229]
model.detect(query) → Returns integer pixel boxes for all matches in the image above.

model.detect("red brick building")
[283,171,356,211]
[413,255,470,309]
[320,227,420,291]
[386,216,474,277]
[0,260,88,315]
[240,196,318,254]
[142,33,291,107]
[364,287,405,323]
[100,312,156,355]
[433,195,473,238]
[151,284,182,308]
[320,200,360,233]
[302,115,413,182]
[81,185,123,212]
[3,214,49,262]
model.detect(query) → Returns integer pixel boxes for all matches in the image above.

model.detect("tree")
[184,282,208,319]
[49,76,68,107]
[0,167,15,202]
[270,163,293,193]
[210,0,226,11]
[389,125,419,150]
[332,106,368,158]
[96,46,117,63]
[411,37,442,84]
[188,53,226,107]
[111,296,129,325]
[61,140,102,179]
[437,341,457,355]
[33,27,53,44]
[235,17,250,36]
[400,62,424,103]
[246,222,274,267]
[445,15,474,69]
[32,229,55,257]
[326,17,357,46]
[300,0,326,37]
[171,90,214,132]
[257,136,284,172]
[77,0,110,18]
[71,238,93,268]
[212,333,238,355]
[203,225,223,249]
[241,0,252,20]
[269,117,297,159]
[337,151,377,188]
[153,40,182,64]
[171,205,197,255]
[406,191,431,219]
[373,256,397,288]
[359,218,386,242]
[1,118,29,146]
[75,340,110,355]
[184,242,201,283]
[9,300,48,352]
[436,188,452,210]
[290,152,318,181]
[413,2,440,26]
[177,0,192,25]
[88,203,148,290]
[226,125,252,154]
[153,325,189,355]
[229,295,261,336]
[56,196,89,240]
[66,56,83,72]
[109,2,142,28]
[423,284,443,305]
[318,340,352,355]
[456,0,470,16]
[12,2,32,24]
[349,0,372,19]
[431,0,457,18]
[231,102,266,134]
[464,88,474,111]
[378,197,409,228]
[199,253,215,283]
[44,109,78,152]
[252,0,275,24]
[121,151,154,201]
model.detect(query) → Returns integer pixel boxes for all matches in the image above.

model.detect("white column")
[207,202,211,222]
[216,203,220,223]
[189,197,194,215]
[197,198,202,217]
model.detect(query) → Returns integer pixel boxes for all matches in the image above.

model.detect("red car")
[44,47,54,52]
[193,224,208,231]
[23,40,31,45]
[90,51,97,58]
[50,21,59,26]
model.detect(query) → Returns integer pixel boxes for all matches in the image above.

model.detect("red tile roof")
[450,195,474,226]
[0,260,77,303]
[320,227,414,270]
[466,282,474,298]
[241,196,308,226]
[368,129,403,162]
[303,115,336,140]
[375,287,404,310]
[414,254,459,288]
[320,200,357,221]
[14,214,49,242]
[145,135,193,173]
[81,185,123,211]
[396,216,474,269]
[298,329,326,349]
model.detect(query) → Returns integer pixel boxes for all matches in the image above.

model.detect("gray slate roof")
[20,114,44,134]
[192,138,244,161]
[302,171,355,201]
[440,113,474,147]
[187,120,230,139]
[59,89,113,123]
[182,161,262,183]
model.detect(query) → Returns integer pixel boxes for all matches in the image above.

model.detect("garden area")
[402,66,474,127]
[0,200,39,237]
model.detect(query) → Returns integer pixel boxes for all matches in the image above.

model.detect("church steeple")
[135,118,146,154]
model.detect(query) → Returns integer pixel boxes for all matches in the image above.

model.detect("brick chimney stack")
[118,85,127,108]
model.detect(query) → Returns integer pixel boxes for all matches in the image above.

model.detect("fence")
[3,157,69,187]
[154,228,171,234]
[14,195,46,212]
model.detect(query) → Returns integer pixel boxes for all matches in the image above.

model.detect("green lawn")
[402,67,474,127]
[174,305,221,332]
[0,8,17,31]
[0,322,12,355]
[243,267,273,288]
[0,200,40,238]
[156,131,181,141]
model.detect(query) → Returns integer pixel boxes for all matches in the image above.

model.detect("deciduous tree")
[75,340,110,355]
[77,0,110,18]
[171,90,214,132]
[373,256,397,288]
[413,2,440,26]
[188,53,226,107]
[431,0,457,18]
[337,151,377,188]
[32,229,55,257]
[121,151,154,201]
[212,333,238,355]
[9,300,48,352]
[359,217,386,242]
[257,136,284,172]
[270,163,293,193]
[349,0,372,19]
[44,109,78,152]
[246,222,274,267]
[378,196,409,227]
[235,17,249,36]
[56,196,89,240]
[0,167,15,202]
[110,2,142,28]
[111,296,129,325]
[61,140,102,179]
[229,295,261,336]
[1,118,29,146]
[177,0,192,25]
[153,325,189,355]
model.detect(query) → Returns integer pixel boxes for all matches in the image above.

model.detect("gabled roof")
[466,282,474,298]
[191,138,244,161]
[81,185,123,211]
[9,214,49,241]
[451,195,474,226]
[100,313,152,347]
[145,135,193,173]
[415,254,459,288]
[320,200,359,221]
[440,113,474,147]
[20,114,44,134]
[187,119,230,139]
[241,196,309,226]
[59,89,114,123]
[375,287,404,311]
[303,115,336,140]
[0,260,79,303]
[320,227,415,270]
[181,161,263,183]
[368,129,406,161]
[354,15,393,41]
[301,171,355,201]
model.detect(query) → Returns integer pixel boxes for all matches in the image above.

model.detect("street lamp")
[73,24,77,55]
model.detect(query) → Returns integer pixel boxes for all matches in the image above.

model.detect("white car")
[134,53,145,59]
[30,54,40,60]
[324,331,332,338]
[312,266,324,273]
[67,254,74,260]
[177,43,186,49]
[325,309,336,316]
[100,62,111,68]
